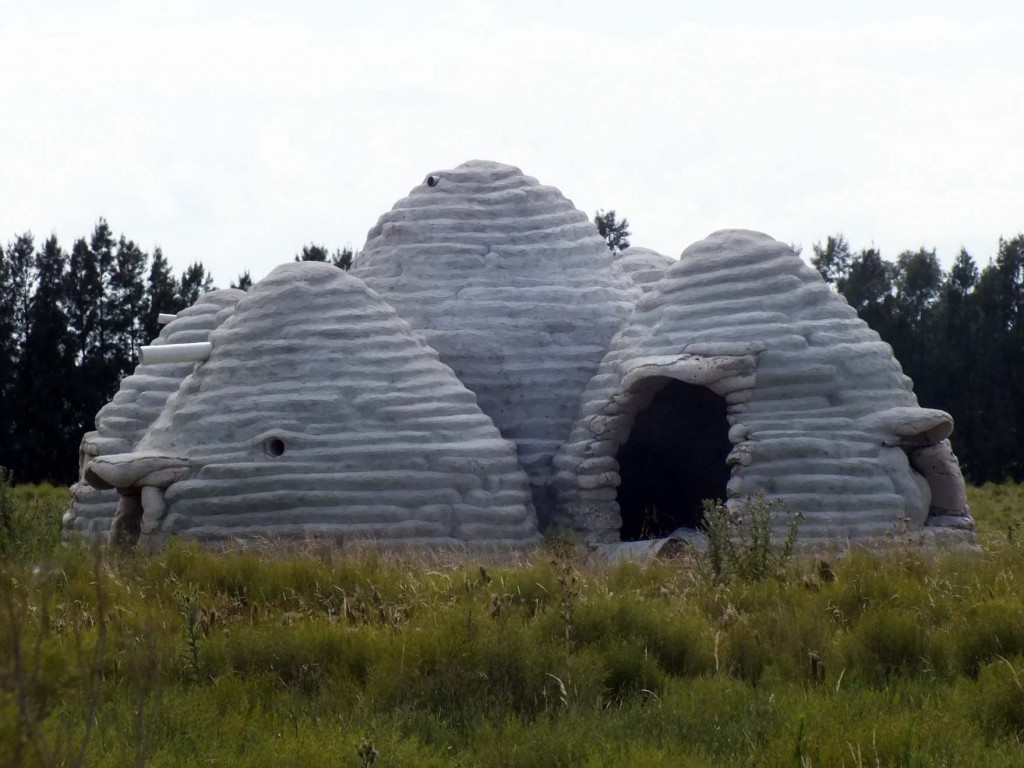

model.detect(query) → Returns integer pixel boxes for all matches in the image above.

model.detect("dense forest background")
[0,218,1021,488]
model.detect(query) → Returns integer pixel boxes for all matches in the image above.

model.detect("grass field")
[2,482,1023,767]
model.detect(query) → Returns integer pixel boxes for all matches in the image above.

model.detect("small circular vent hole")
[264,437,285,457]
[425,174,439,187]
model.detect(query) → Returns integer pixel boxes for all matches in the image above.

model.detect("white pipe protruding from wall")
[140,342,212,366]
[156,313,178,326]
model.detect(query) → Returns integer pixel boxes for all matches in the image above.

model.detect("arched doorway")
[616,378,732,541]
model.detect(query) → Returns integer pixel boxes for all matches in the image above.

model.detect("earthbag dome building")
[66,161,974,551]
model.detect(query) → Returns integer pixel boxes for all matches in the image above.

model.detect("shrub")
[718,615,772,682]
[838,605,932,684]
[0,472,65,559]
[599,640,665,703]
[952,598,1024,677]
[973,656,1024,739]
[569,597,713,678]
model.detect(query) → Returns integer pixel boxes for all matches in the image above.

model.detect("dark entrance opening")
[616,379,732,541]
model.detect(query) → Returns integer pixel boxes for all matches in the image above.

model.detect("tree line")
[0,221,356,485]
[1,216,1021,488]
[810,234,1024,484]
[0,221,218,484]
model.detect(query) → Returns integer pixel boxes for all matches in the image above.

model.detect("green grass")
[1,482,1023,767]
[967,482,1024,536]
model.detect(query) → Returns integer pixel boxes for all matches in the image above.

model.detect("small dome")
[554,230,971,545]
[89,262,538,548]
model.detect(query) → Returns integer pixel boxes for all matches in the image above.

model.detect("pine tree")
[889,248,943,387]
[13,236,76,482]
[0,233,35,350]
[842,247,896,336]
[296,244,330,262]
[63,221,123,458]
[593,210,631,254]
[231,270,253,290]
[108,236,149,376]
[143,247,180,342]
[177,262,215,307]
[930,249,982,480]
[811,235,853,289]
[332,247,354,271]
[0,234,36,473]
[0,239,8,471]
[990,236,1024,480]
[969,254,1020,482]
[89,219,117,365]
[295,243,355,270]
[65,237,100,365]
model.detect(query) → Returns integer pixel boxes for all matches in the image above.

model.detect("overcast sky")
[2,1,1022,285]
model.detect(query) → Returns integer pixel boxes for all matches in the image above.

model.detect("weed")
[175,587,205,683]
[702,492,801,582]
[545,531,581,642]
[356,735,379,767]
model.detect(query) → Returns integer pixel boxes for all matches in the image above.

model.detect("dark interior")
[616,379,732,540]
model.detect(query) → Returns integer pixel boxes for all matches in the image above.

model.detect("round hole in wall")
[264,437,285,457]
[425,174,439,187]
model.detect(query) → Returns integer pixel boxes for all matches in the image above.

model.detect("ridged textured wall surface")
[86,262,538,548]
[552,230,974,545]
[352,160,641,524]
[614,246,675,293]
[64,290,245,537]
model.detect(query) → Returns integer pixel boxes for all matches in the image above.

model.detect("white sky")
[2,1,1022,284]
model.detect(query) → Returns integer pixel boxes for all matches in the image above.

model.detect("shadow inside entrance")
[616,379,732,541]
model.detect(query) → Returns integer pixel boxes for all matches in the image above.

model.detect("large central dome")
[353,160,641,524]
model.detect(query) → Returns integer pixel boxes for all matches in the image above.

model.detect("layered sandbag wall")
[64,290,245,537]
[86,262,538,548]
[353,160,641,525]
[552,229,974,545]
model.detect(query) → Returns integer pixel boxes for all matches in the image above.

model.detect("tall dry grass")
[0,479,1022,766]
